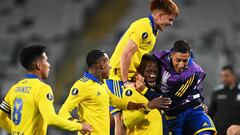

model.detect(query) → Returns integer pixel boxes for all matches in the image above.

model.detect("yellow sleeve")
[129,21,149,48]
[0,109,13,133]
[59,81,88,119]
[0,87,14,132]
[36,85,82,131]
[108,91,129,110]
[122,88,148,129]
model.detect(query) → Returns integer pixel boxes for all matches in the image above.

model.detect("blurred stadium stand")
[0,0,240,134]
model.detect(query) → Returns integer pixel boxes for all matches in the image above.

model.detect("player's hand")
[135,73,144,82]
[148,96,172,109]
[123,81,135,89]
[134,73,146,92]
[227,125,240,135]
[80,122,93,134]
[135,80,146,93]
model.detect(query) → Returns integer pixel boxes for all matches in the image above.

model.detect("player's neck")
[88,68,103,83]
[26,71,42,80]
[152,14,158,29]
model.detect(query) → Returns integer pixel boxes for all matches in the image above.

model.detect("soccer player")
[59,50,165,135]
[108,0,179,134]
[0,45,92,134]
[122,54,171,135]
[137,40,217,135]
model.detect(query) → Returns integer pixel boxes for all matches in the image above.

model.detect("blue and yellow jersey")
[109,15,158,80]
[0,74,82,135]
[122,88,163,135]
[59,72,129,135]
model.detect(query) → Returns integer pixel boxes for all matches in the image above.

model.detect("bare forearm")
[120,40,138,82]
[120,53,131,82]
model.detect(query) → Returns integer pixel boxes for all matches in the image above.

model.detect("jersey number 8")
[12,98,23,125]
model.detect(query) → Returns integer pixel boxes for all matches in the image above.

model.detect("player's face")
[156,12,175,31]
[38,52,50,79]
[220,70,235,87]
[101,53,111,79]
[143,61,158,87]
[171,52,190,73]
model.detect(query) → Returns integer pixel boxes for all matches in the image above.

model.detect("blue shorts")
[166,105,217,135]
[105,79,124,115]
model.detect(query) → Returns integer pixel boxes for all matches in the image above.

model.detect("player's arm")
[37,85,92,132]
[109,89,170,110]
[0,89,14,133]
[121,22,145,83]
[58,82,87,120]
[121,39,138,83]
[135,78,171,107]
[0,105,13,133]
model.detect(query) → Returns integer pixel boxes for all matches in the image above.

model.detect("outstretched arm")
[38,85,92,132]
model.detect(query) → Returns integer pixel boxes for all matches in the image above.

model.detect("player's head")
[170,40,191,73]
[150,0,179,31]
[220,65,236,87]
[20,45,50,79]
[138,54,159,87]
[86,49,111,79]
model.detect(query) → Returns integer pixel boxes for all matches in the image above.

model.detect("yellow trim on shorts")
[193,127,217,135]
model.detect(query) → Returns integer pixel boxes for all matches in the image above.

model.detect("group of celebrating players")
[0,0,226,135]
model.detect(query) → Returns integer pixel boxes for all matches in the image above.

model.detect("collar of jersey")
[148,15,157,36]
[84,72,101,84]
[25,74,39,79]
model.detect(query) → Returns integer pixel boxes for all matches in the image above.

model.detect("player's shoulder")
[79,76,90,83]
[134,17,149,24]
[131,17,151,30]
[73,76,91,88]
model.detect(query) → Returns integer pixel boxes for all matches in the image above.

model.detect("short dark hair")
[20,45,46,71]
[222,65,235,74]
[171,40,191,54]
[150,0,179,16]
[86,49,107,67]
[138,54,158,75]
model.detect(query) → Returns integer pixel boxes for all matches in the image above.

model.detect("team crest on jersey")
[142,32,148,39]
[47,93,54,101]
[72,88,79,95]
[125,90,132,96]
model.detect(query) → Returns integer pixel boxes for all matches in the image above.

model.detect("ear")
[170,52,173,59]
[99,61,104,70]
[36,61,41,70]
